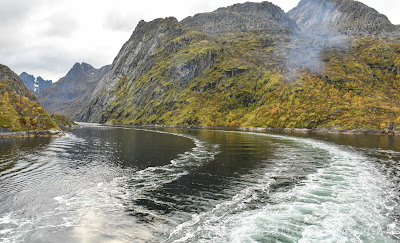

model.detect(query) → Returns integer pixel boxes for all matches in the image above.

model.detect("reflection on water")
[0,125,399,242]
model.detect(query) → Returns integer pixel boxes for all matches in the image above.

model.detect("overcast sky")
[1,0,399,81]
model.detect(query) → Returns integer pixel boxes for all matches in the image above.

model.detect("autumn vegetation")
[0,65,59,132]
[101,31,400,130]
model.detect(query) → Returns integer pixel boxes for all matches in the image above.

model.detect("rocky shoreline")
[110,123,399,136]
[238,127,398,135]
[0,130,65,139]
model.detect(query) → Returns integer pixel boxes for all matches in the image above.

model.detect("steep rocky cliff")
[79,17,187,122]
[0,64,59,131]
[19,72,52,93]
[78,1,400,130]
[288,0,398,36]
[38,62,110,119]
[79,3,300,123]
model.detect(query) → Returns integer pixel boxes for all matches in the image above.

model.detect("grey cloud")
[104,10,142,31]
[0,1,81,80]
[188,2,212,16]
[1,45,79,81]
[0,0,41,48]
[0,0,36,24]
[0,26,24,48]
[42,13,80,38]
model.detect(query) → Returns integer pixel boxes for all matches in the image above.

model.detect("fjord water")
[0,125,399,242]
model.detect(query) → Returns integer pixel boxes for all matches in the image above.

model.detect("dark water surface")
[0,124,399,242]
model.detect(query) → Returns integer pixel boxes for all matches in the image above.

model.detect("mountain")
[288,0,398,36]
[78,3,298,123]
[0,64,59,132]
[78,1,400,130]
[19,72,52,93]
[37,62,111,119]
[181,2,298,36]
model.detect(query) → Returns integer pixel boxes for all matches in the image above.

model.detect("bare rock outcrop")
[288,0,398,36]
[182,1,298,36]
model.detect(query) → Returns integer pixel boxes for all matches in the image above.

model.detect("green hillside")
[0,64,59,132]
[78,1,400,130]
[93,31,400,130]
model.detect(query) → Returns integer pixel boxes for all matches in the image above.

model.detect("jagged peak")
[288,0,397,36]
[81,62,94,69]
[72,62,81,68]
[136,17,178,28]
[215,1,288,13]
[36,76,52,83]
[59,62,111,84]
[120,17,183,54]
[19,72,35,85]
[127,17,182,41]
[67,62,96,76]
[71,62,94,70]
[181,1,298,36]
[20,72,31,76]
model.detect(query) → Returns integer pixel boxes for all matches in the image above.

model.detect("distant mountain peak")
[71,62,94,70]
[288,0,397,36]
[66,62,98,80]
[72,62,81,68]
[37,62,111,119]
[20,71,30,76]
[19,72,52,93]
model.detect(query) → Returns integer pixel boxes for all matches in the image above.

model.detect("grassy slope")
[0,65,59,132]
[100,31,400,130]
[51,113,77,128]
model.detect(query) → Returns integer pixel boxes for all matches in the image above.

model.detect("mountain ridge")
[19,72,52,93]
[288,0,398,36]
[181,1,299,36]
[71,0,400,130]
[38,62,111,119]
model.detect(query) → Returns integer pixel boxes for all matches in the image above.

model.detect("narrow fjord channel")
[0,124,399,242]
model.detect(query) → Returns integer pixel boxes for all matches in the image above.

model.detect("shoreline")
[0,130,65,139]
[109,123,399,136]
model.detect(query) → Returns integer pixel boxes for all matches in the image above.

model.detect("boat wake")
[167,132,399,242]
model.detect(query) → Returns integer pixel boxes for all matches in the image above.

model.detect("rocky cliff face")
[0,64,59,131]
[79,17,187,122]
[288,0,398,36]
[79,3,299,123]
[77,1,400,130]
[181,1,298,36]
[19,72,52,93]
[38,62,110,119]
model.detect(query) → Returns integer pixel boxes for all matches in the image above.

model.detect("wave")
[43,128,219,242]
[167,132,398,242]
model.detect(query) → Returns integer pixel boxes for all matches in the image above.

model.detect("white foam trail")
[167,132,398,242]
[2,127,219,242]
[50,127,219,242]
[75,122,106,128]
